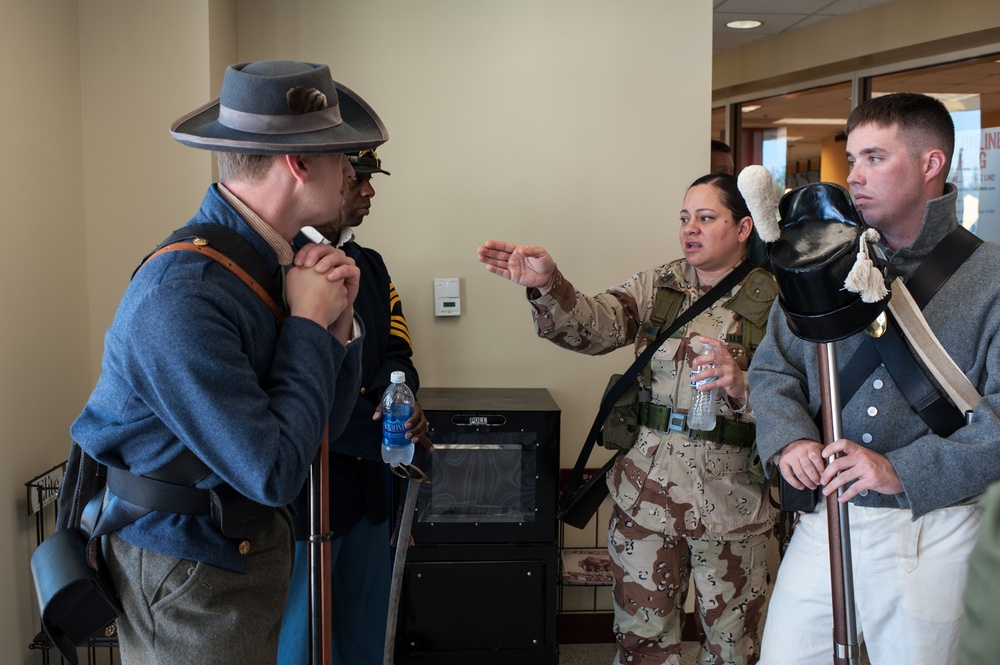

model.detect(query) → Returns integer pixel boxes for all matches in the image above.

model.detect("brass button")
[865,312,887,338]
[239,541,250,555]
[360,387,367,395]
[193,237,209,246]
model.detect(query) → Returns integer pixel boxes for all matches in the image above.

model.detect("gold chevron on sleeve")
[390,316,412,348]
[388,283,412,347]
[389,283,401,310]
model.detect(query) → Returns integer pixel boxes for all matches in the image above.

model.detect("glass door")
[869,54,1000,242]
[736,81,854,195]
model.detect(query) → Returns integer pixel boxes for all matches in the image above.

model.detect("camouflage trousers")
[608,506,771,665]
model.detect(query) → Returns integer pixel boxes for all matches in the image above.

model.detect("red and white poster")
[952,125,1000,242]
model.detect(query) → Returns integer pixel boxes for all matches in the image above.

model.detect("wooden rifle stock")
[817,343,861,665]
[309,427,333,665]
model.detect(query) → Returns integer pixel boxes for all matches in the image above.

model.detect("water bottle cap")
[390,371,405,384]
[692,338,713,355]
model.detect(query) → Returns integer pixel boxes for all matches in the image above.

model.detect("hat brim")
[779,292,889,343]
[353,165,391,176]
[170,81,388,155]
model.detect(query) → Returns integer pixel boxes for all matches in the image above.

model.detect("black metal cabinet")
[395,388,560,665]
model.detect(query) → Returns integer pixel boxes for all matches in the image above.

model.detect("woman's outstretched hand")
[477,240,557,293]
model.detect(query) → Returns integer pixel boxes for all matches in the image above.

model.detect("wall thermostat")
[434,278,461,317]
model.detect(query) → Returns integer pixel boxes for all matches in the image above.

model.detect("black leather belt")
[106,466,212,515]
[104,452,272,539]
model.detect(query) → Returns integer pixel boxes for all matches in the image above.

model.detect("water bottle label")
[690,368,718,389]
[383,404,413,447]
[688,359,718,432]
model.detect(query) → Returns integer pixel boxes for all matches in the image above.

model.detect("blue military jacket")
[71,185,363,571]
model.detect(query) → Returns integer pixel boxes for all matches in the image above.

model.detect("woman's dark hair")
[687,173,751,222]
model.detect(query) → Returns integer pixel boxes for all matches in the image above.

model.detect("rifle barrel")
[818,343,861,665]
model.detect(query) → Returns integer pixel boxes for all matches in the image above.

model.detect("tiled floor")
[557,641,872,664]
[558,642,700,665]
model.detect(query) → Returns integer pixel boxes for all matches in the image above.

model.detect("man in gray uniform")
[749,93,1000,664]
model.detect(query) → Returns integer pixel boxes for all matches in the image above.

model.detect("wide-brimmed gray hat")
[348,149,390,175]
[170,60,388,155]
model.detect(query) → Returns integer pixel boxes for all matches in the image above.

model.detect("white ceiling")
[713,0,896,52]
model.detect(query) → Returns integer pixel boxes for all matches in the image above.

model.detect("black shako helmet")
[769,182,890,343]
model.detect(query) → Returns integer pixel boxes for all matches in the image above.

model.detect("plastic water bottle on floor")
[688,345,718,431]
[381,371,415,467]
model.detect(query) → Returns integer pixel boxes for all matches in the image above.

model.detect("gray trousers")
[104,510,294,665]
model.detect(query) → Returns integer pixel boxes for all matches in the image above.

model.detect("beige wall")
[6,0,996,658]
[231,0,713,474]
[234,2,712,619]
[714,0,1000,99]
[79,1,227,372]
[2,1,709,659]
[2,2,237,661]
[1,1,89,658]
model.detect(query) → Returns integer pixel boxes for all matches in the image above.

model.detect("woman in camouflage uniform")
[478,174,776,665]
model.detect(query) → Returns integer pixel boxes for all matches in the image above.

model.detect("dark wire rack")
[25,462,119,664]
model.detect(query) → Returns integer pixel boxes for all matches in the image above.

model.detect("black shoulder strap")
[558,261,753,522]
[135,223,285,318]
[905,225,982,309]
[87,225,287,538]
[839,225,982,431]
[56,442,107,531]
[868,318,966,436]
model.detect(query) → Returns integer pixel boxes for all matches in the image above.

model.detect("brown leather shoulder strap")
[144,241,286,322]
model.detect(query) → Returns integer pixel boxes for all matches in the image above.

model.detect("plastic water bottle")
[381,371,415,467]
[688,345,718,431]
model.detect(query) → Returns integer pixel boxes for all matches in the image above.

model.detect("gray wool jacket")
[748,185,1000,518]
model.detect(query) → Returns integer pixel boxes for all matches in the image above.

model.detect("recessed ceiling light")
[726,19,763,30]
[742,105,762,113]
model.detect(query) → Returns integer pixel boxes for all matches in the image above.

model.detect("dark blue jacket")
[292,240,419,539]
[71,185,363,571]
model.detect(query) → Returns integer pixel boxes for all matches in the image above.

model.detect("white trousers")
[759,501,981,665]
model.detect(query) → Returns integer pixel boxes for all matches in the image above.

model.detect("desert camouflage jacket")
[528,258,775,537]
